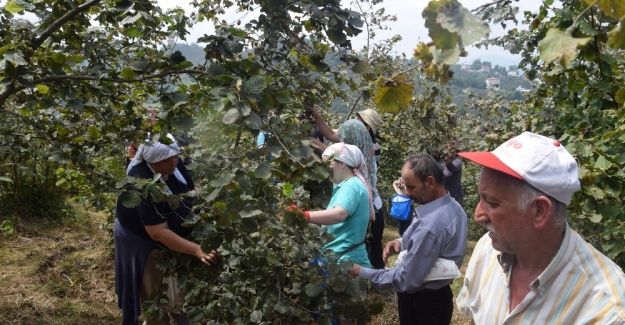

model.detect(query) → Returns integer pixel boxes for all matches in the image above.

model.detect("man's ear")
[426,175,436,189]
[532,196,554,229]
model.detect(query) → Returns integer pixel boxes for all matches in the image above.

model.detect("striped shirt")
[457,224,625,324]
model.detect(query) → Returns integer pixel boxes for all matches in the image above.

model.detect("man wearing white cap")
[456,131,625,324]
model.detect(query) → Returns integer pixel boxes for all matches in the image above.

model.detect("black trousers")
[397,285,453,325]
[367,207,385,269]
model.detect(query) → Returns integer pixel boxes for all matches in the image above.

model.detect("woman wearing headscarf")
[114,134,218,325]
[298,143,372,324]
[298,143,372,268]
[308,106,386,270]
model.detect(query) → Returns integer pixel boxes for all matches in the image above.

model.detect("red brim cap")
[458,152,524,180]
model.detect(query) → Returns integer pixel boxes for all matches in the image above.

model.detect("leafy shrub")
[0,176,75,221]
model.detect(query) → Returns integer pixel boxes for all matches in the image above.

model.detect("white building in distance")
[486,77,500,90]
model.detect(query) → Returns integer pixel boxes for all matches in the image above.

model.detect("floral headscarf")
[337,119,378,201]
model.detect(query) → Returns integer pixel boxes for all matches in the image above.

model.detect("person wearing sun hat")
[456,131,625,324]
[355,109,383,163]
[308,105,387,270]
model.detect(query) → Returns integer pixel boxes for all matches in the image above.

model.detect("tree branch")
[32,69,213,84]
[267,126,306,167]
[345,93,363,121]
[32,0,103,49]
[392,63,422,79]
[566,0,599,34]
[77,162,119,182]
[0,83,21,110]
[471,0,513,14]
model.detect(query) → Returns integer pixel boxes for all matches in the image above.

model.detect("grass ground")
[0,212,474,324]
[0,210,120,324]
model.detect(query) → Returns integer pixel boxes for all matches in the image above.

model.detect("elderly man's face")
[474,169,532,253]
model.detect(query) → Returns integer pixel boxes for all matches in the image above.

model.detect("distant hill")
[166,43,532,111]
[447,63,534,111]
[459,54,521,69]
[168,43,207,66]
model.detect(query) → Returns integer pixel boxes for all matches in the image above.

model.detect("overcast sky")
[157,0,545,67]
[0,0,544,66]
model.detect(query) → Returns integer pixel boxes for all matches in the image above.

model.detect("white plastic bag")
[395,251,461,282]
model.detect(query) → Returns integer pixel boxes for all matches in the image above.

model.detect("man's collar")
[414,192,452,217]
[496,223,573,296]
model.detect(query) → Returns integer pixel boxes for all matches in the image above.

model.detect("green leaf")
[56,178,68,187]
[282,182,294,196]
[186,307,204,322]
[35,84,49,94]
[148,185,164,202]
[607,16,625,49]
[597,205,620,218]
[254,163,271,179]
[586,0,625,19]
[266,253,282,266]
[3,50,27,65]
[615,88,625,106]
[432,46,461,65]
[129,60,150,72]
[0,45,10,55]
[121,13,142,25]
[436,2,490,46]
[423,0,459,50]
[87,125,101,139]
[222,108,240,124]
[589,213,603,223]
[578,20,600,37]
[201,233,224,252]
[304,283,324,297]
[595,155,613,170]
[239,209,262,218]
[351,60,371,74]
[327,27,348,44]
[120,67,137,79]
[121,191,142,208]
[250,310,263,323]
[68,99,84,111]
[374,77,413,113]
[274,300,291,314]
[413,42,433,63]
[243,75,267,96]
[4,1,25,14]
[243,113,263,130]
[587,186,606,200]
[0,176,13,184]
[538,29,590,67]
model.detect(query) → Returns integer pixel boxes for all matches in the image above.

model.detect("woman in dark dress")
[114,134,218,325]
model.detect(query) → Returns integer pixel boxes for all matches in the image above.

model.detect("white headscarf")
[322,143,375,221]
[127,133,187,187]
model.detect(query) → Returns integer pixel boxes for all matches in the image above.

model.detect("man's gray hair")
[483,168,567,230]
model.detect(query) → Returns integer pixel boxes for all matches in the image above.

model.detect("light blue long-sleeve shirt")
[359,193,467,293]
